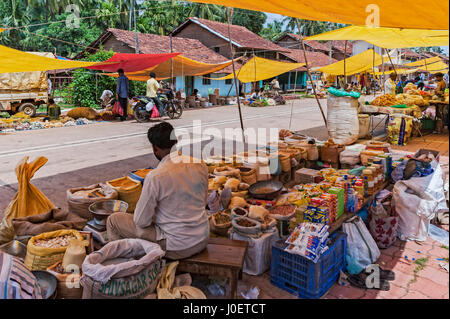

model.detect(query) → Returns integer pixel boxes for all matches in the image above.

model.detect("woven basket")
[47,261,83,299]
[24,229,84,271]
[279,153,291,172]
[106,176,142,213]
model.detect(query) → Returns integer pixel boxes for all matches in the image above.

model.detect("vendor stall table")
[175,237,248,299]
[328,180,391,234]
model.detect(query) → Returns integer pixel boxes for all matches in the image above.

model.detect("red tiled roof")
[280,49,337,70]
[403,48,421,59]
[285,33,330,52]
[178,18,287,52]
[106,28,229,64]
[330,40,353,55]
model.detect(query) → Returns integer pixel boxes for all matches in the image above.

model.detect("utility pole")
[134,0,139,53]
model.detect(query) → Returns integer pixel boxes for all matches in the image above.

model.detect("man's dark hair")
[150,72,156,78]
[435,72,444,78]
[401,75,407,80]
[118,69,124,75]
[147,122,177,150]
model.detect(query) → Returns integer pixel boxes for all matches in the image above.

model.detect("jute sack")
[67,183,118,219]
[81,239,164,299]
[24,229,84,271]
[106,177,142,213]
[238,167,257,185]
[209,212,232,237]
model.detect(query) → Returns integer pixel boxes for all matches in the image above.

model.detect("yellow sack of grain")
[67,107,99,120]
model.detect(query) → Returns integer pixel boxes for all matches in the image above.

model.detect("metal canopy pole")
[227,7,245,143]
[386,49,398,78]
[343,40,347,87]
[372,46,376,96]
[295,19,327,127]
[382,48,386,94]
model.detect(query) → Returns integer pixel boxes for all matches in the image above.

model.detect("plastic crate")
[270,231,347,299]
[129,167,154,183]
[420,118,436,130]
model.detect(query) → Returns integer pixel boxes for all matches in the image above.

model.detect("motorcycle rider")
[147,72,164,116]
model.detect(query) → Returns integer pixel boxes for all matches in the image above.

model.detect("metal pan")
[0,240,27,262]
[248,180,283,200]
[32,271,57,299]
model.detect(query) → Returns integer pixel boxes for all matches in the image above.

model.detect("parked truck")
[0,52,52,117]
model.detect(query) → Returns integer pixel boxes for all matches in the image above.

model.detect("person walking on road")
[116,69,129,121]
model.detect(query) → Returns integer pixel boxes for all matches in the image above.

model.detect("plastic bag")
[393,160,446,241]
[368,202,398,249]
[151,104,160,118]
[0,156,56,244]
[342,216,380,271]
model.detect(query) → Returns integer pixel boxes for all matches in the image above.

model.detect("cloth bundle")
[12,208,87,237]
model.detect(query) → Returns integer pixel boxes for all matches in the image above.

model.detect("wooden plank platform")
[176,237,248,299]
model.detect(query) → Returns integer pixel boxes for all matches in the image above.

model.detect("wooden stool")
[176,237,248,299]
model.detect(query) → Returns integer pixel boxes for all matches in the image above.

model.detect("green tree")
[232,9,267,34]
[71,48,146,108]
[138,0,190,35]
[259,20,284,42]
[187,3,225,22]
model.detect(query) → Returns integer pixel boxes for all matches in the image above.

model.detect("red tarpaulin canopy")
[85,52,181,73]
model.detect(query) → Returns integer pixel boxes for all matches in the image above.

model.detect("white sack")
[327,95,359,145]
[393,160,447,241]
[82,239,165,283]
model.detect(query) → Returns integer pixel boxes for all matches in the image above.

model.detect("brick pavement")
[240,132,450,300]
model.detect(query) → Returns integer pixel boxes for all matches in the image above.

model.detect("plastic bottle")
[354,180,364,198]
[368,166,378,191]
[363,169,374,196]
[363,176,369,197]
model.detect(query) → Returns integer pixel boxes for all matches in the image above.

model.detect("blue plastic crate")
[270,231,347,299]
[129,167,154,183]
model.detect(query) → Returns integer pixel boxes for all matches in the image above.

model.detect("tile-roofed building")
[275,33,330,53]
[74,28,252,98]
[280,49,337,71]
[402,48,421,62]
[75,28,229,65]
[274,33,351,61]
[171,17,287,60]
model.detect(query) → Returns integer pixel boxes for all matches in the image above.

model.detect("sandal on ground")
[348,273,391,291]
[379,269,395,281]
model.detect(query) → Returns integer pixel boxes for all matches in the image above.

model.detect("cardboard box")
[295,168,323,184]
[320,145,344,164]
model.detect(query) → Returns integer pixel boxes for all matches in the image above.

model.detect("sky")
[264,13,449,55]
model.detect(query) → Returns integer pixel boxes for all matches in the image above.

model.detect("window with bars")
[203,74,211,85]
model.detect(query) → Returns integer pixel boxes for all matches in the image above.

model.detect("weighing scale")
[84,199,128,246]
[84,218,109,245]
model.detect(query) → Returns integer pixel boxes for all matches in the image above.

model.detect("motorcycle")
[131,87,183,123]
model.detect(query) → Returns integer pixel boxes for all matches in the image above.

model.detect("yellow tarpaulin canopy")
[212,56,305,83]
[0,44,109,74]
[187,1,449,30]
[305,26,449,49]
[418,61,449,72]
[430,69,448,74]
[405,56,443,67]
[370,68,420,76]
[316,49,382,76]
[113,55,237,81]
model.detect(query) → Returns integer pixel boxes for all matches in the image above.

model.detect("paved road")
[0,99,330,185]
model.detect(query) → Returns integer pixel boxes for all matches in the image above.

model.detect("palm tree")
[259,20,285,42]
[187,3,225,21]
